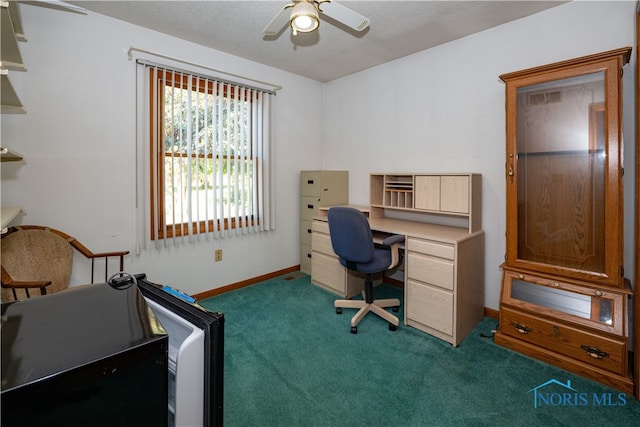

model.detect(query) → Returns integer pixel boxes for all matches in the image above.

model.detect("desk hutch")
[311,173,484,346]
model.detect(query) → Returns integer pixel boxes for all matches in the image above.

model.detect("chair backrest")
[1,227,74,301]
[328,207,374,264]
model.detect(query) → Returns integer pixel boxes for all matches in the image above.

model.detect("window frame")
[149,69,258,240]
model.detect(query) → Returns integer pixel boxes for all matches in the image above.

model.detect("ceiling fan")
[263,0,370,37]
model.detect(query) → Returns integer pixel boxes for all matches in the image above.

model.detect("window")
[142,64,275,241]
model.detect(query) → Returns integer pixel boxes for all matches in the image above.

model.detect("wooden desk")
[311,208,484,346]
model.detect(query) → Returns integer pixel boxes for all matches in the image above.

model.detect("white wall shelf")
[1,206,24,231]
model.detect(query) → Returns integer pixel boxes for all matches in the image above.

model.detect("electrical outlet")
[214,249,222,262]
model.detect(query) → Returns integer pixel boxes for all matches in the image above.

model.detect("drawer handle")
[509,321,531,335]
[307,179,314,184]
[580,345,609,359]
[307,253,312,258]
[307,229,312,234]
[307,204,314,209]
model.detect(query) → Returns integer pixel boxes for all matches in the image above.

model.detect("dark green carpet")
[199,273,640,426]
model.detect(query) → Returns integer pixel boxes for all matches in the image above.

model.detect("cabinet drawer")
[300,244,312,274]
[406,279,453,336]
[312,230,335,256]
[501,307,626,375]
[311,251,345,294]
[407,238,454,260]
[300,171,323,196]
[300,219,313,246]
[407,252,454,291]
[301,196,321,220]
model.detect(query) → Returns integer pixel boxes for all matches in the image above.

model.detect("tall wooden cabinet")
[494,48,634,394]
[299,171,348,274]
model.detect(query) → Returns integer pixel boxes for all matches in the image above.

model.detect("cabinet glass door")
[502,49,630,287]
[517,72,605,273]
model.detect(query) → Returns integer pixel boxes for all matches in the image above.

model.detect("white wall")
[1,6,324,295]
[323,1,637,310]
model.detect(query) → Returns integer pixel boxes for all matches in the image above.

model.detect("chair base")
[335,297,400,333]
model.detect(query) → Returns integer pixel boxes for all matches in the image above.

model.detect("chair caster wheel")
[351,326,357,334]
[389,323,397,331]
[392,306,399,313]
[336,307,342,314]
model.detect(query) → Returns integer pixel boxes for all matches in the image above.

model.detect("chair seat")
[338,247,391,274]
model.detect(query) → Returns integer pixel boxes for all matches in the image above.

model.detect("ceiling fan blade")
[318,0,369,32]
[263,5,293,36]
[20,1,87,14]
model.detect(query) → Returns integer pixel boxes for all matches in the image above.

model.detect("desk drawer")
[407,252,454,291]
[407,238,454,260]
[311,251,345,294]
[312,230,335,256]
[501,307,626,375]
[406,279,453,336]
[312,220,329,234]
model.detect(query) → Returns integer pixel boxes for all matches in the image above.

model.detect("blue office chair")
[328,207,404,334]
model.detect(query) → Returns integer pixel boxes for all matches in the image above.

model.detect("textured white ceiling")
[67,1,566,82]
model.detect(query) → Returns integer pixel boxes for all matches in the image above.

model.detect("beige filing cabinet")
[300,171,348,274]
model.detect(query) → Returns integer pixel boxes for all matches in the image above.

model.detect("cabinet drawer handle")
[580,345,609,359]
[307,204,314,209]
[307,228,312,234]
[509,321,531,334]
[307,253,312,258]
[307,179,314,184]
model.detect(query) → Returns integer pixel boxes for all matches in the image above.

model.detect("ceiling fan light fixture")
[290,1,319,35]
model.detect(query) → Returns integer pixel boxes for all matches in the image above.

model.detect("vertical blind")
[137,61,276,248]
